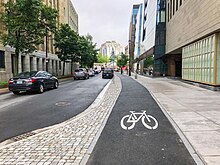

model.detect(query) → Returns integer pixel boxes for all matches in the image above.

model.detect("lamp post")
[45,27,48,72]
[111,48,115,71]
[128,40,131,76]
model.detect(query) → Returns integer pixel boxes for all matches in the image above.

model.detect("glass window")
[176,0,178,11]
[0,51,5,68]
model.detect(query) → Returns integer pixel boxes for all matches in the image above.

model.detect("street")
[0,74,109,143]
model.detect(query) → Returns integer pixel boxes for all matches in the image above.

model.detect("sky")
[71,0,143,48]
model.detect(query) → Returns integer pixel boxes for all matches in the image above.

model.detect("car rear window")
[104,70,113,73]
[75,69,83,72]
[17,71,37,78]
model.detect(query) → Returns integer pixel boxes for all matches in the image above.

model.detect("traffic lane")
[0,74,110,142]
[0,77,78,110]
[87,74,196,165]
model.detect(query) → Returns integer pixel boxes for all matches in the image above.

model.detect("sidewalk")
[131,74,220,165]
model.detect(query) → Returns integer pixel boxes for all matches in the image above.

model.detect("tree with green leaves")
[117,53,129,68]
[77,34,98,68]
[0,0,58,73]
[144,55,154,68]
[97,53,109,63]
[54,24,78,75]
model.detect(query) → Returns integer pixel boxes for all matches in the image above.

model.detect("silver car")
[73,68,89,80]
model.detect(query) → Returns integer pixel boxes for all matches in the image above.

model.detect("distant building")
[100,41,124,58]
[0,0,79,81]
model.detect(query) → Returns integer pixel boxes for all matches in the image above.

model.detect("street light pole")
[128,40,131,76]
[45,28,48,72]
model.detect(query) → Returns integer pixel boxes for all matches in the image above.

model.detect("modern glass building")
[131,0,166,75]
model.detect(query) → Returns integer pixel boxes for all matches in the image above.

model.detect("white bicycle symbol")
[120,111,158,130]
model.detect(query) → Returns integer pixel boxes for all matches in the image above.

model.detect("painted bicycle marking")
[120,110,158,130]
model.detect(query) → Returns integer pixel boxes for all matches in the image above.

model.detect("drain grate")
[55,101,71,107]
[11,132,36,141]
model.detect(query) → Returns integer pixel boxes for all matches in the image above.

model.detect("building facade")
[128,4,140,72]
[130,0,165,75]
[99,41,124,58]
[0,0,79,82]
[166,0,220,85]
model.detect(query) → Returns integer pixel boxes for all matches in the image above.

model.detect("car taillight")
[26,79,36,83]
[8,79,13,84]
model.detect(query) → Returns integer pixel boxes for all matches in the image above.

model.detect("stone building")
[166,0,220,85]
[100,41,124,58]
[0,0,79,82]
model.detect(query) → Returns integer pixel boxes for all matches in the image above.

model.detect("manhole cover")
[55,101,71,106]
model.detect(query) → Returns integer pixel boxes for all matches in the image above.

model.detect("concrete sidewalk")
[132,74,220,165]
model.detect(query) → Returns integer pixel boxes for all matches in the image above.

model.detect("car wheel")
[54,81,58,89]
[84,76,87,80]
[13,91,20,95]
[87,75,89,79]
[38,83,44,93]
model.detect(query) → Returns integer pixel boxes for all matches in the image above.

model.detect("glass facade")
[182,34,220,85]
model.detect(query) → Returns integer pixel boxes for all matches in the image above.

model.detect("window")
[180,0,182,6]
[167,3,170,22]
[170,0,172,19]
[176,0,178,11]
[0,51,5,68]
[173,0,175,15]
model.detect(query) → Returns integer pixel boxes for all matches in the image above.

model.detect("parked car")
[88,68,95,77]
[73,68,89,80]
[102,68,114,79]
[8,71,59,94]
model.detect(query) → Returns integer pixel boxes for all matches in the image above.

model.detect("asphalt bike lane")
[87,74,196,165]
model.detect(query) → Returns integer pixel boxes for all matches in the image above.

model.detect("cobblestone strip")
[0,76,122,165]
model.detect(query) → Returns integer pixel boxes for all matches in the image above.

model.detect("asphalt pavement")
[0,75,109,143]
[87,74,196,165]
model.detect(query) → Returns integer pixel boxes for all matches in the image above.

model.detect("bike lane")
[87,74,196,165]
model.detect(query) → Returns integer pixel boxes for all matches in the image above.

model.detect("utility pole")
[45,28,48,72]
[128,40,131,76]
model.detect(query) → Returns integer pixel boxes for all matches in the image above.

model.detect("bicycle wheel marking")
[120,110,159,130]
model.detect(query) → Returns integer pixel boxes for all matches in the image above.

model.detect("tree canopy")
[117,53,129,68]
[0,0,58,55]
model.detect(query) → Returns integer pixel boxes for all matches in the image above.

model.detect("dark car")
[8,71,59,94]
[102,68,114,79]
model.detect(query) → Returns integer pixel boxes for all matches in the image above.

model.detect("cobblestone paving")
[0,76,121,165]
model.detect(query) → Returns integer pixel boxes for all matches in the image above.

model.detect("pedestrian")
[121,67,123,74]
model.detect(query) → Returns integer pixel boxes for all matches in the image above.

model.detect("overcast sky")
[71,0,142,48]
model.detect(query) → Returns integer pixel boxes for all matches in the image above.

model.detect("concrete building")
[99,41,124,58]
[128,4,140,72]
[166,0,220,86]
[0,0,79,82]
